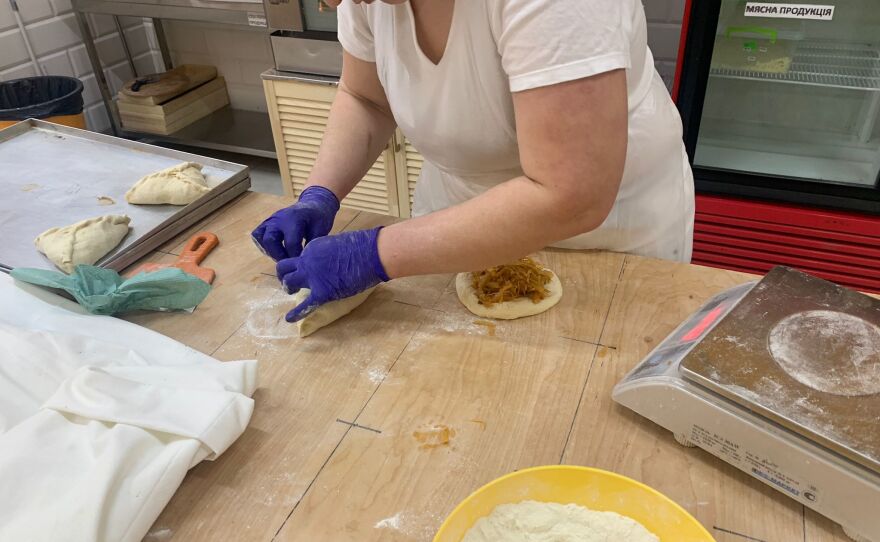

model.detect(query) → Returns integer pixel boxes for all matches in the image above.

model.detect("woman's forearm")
[378,71,628,278]
[306,83,397,199]
[377,174,612,278]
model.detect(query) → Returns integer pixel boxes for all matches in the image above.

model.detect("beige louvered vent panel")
[264,78,396,215]
[405,141,423,209]
[390,130,425,218]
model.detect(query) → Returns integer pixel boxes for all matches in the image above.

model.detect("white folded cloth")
[0,273,257,542]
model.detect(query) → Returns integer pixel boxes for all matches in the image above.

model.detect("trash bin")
[0,76,86,130]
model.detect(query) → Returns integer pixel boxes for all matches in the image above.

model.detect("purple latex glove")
[251,185,340,261]
[276,227,389,322]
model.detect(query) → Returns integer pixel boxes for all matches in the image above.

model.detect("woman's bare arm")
[306,50,397,199]
[377,70,629,276]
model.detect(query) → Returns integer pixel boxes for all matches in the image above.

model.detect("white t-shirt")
[338,0,694,262]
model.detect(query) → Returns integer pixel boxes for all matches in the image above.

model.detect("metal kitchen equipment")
[613,266,880,542]
[0,119,250,272]
[263,0,343,76]
[70,0,275,158]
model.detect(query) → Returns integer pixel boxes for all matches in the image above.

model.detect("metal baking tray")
[0,119,250,272]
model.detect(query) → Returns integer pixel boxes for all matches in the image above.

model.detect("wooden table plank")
[806,510,852,542]
[150,192,253,256]
[271,251,625,541]
[140,196,452,541]
[562,256,808,542]
[124,193,360,354]
[144,280,432,540]
[276,321,600,541]
[133,192,857,542]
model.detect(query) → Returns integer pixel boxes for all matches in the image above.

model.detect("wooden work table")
[128,191,849,542]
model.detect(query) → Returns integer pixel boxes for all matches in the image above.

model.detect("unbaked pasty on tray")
[126,162,210,205]
[34,214,131,273]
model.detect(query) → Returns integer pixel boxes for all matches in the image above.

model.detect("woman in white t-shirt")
[252,0,695,322]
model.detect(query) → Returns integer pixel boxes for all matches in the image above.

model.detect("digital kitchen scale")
[613,266,880,542]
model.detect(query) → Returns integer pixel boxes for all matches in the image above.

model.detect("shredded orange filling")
[471,257,552,307]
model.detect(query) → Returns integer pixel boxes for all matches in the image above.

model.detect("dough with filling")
[126,162,210,205]
[34,214,131,273]
[456,268,562,320]
[291,287,377,337]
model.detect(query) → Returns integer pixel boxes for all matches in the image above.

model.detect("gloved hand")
[251,185,340,261]
[276,227,390,322]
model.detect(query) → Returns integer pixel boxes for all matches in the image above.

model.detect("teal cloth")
[10,265,211,316]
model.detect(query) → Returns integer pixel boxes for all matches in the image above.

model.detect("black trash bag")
[0,76,84,122]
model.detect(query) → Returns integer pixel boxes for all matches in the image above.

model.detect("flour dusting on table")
[375,513,402,530]
[769,310,880,396]
[244,293,298,342]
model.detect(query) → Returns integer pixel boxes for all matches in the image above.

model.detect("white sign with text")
[744,3,835,20]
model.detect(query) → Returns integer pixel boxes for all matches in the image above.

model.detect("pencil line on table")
[271,425,354,541]
[713,526,767,542]
[557,264,624,463]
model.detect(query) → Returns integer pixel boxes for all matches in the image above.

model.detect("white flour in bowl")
[462,501,659,542]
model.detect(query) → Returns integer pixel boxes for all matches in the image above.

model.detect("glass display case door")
[679,0,880,212]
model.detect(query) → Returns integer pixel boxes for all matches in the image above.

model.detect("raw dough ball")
[455,269,562,320]
[125,162,210,205]
[34,214,131,273]
[291,287,377,337]
[462,500,659,542]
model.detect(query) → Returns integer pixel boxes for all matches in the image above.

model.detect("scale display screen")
[623,281,755,381]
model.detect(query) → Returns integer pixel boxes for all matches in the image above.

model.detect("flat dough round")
[455,268,562,320]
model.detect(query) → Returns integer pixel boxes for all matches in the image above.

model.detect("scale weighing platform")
[613,266,880,542]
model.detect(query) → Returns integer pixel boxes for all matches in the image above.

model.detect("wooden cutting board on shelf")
[119,65,217,105]
[119,77,229,135]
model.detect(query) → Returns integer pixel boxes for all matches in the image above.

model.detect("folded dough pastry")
[34,215,131,273]
[290,287,377,337]
[126,162,210,205]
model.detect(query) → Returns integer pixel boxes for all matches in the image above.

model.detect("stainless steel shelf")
[72,0,275,158]
[72,0,263,26]
[711,42,880,92]
[123,107,276,159]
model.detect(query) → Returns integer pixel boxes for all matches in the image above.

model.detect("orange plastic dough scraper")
[129,232,219,283]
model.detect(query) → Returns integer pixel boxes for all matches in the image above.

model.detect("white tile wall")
[644,0,687,90]
[0,1,163,132]
[1,1,687,132]
[161,2,686,113]
[164,20,272,113]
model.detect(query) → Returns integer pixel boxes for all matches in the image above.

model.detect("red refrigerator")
[673,0,880,291]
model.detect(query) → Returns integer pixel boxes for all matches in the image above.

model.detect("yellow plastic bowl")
[434,465,714,542]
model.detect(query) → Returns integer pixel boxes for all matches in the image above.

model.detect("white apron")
[339,0,695,262]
